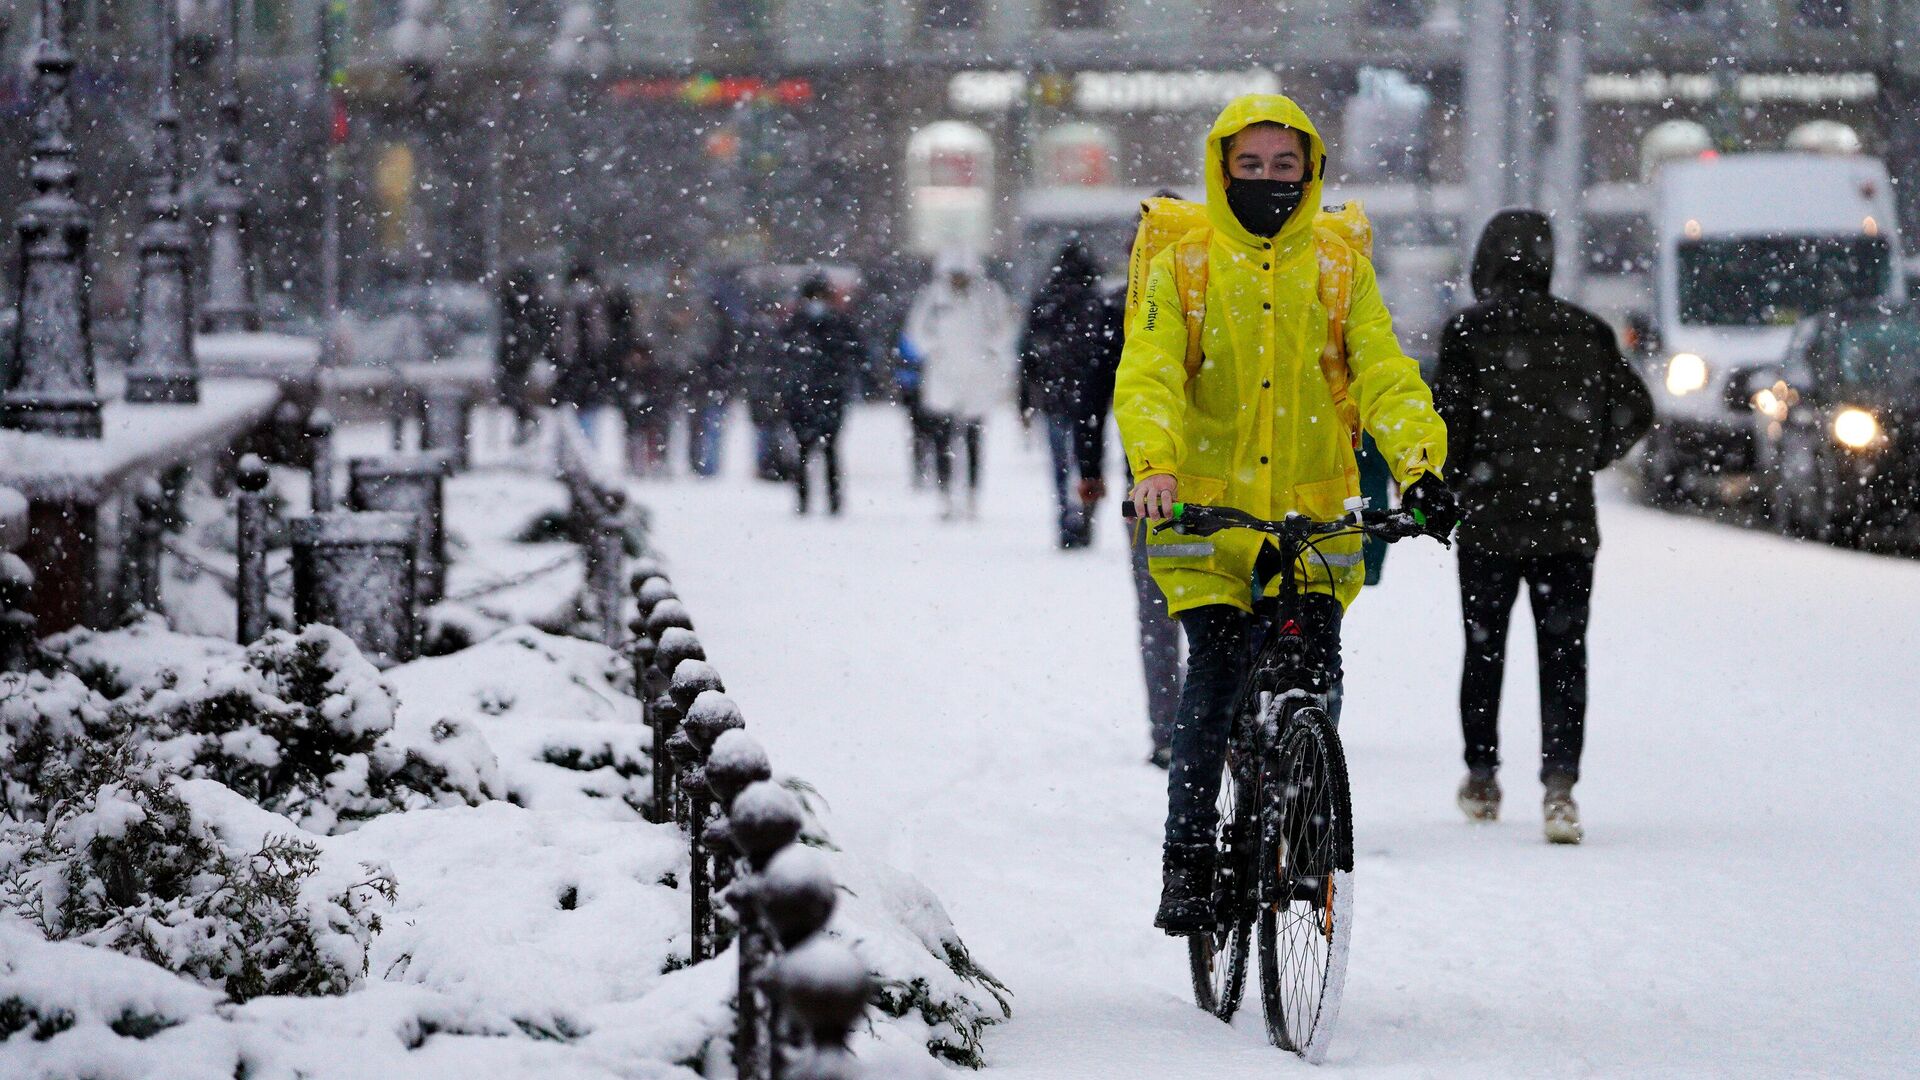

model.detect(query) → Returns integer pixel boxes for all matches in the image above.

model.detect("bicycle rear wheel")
[1257,705,1355,1062]
[1187,762,1252,1020]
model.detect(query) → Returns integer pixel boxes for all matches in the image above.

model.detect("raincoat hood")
[1471,209,1555,299]
[1203,94,1329,251]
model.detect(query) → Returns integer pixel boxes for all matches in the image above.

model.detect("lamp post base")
[0,394,104,438]
[124,371,201,405]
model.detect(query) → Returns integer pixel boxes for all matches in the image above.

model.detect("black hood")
[1048,239,1101,290]
[1471,209,1555,300]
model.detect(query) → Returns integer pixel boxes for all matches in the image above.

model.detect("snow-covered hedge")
[42,619,496,833]
[1,618,1006,1076]
[0,672,395,1003]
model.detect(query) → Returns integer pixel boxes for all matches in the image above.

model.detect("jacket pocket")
[1292,473,1359,519]
[1290,474,1366,577]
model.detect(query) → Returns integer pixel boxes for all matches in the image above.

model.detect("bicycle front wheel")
[1257,705,1355,1063]
[1187,761,1252,1020]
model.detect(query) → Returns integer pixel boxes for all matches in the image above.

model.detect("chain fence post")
[235,454,271,643]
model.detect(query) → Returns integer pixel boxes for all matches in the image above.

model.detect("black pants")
[1457,546,1595,784]
[929,414,982,492]
[794,428,842,514]
[1166,597,1343,849]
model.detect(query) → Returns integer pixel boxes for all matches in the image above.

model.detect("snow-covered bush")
[42,618,495,833]
[0,724,393,1002]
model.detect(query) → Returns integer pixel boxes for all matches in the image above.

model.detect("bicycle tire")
[1187,760,1252,1020]
[1257,704,1355,1063]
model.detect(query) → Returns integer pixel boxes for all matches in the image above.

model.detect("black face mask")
[1225,177,1307,238]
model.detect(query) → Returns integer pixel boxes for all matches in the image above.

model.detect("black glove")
[1401,475,1460,537]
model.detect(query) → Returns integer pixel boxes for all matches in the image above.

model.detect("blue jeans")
[1042,413,1085,543]
[688,403,726,477]
[1165,597,1344,848]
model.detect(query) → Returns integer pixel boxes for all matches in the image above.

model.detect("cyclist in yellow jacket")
[1115,93,1456,932]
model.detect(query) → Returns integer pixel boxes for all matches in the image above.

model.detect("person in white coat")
[904,251,1016,518]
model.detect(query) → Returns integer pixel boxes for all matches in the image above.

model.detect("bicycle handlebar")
[1121,500,1443,544]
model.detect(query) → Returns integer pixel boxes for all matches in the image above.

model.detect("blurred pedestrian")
[894,334,937,488]
[607,286,662,475]
[1433,209,1654,845]
[649,265,727,477]
[496,265,553,444]
[905,251,1016,519]
[553,260,618,441]
[1019,238,1112,548]
[781,274,864,514]
[734,282,795,481]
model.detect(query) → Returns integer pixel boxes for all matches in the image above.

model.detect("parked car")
[1747,300,1920,543]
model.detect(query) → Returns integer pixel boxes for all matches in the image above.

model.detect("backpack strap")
[1313,232,1361,448]
[1170,235,1210,379]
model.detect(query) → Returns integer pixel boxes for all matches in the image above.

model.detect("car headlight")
[1666,352,1709,396]
[1832,407,1880,450]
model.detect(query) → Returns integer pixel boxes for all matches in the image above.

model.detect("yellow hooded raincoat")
[1116,94,1448,616]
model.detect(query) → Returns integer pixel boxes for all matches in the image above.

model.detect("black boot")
[1155,842,1216,934]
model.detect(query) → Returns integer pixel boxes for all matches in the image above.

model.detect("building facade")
[0,0,1914,322]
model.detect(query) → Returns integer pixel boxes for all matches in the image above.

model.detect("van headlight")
[1666,352,1709,396]
[1832,407,1880,450]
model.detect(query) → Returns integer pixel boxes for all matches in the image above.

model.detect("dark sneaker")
[1154,842,1216,934]
[1457,769,1501,823]
[1147,746,1172,770]
[1543,776,1583,845]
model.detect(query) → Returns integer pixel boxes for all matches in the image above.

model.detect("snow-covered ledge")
[0,375,283,632]
[194,331,322,384]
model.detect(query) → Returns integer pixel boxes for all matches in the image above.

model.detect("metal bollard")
[628,557,666,588]
[235,454,272,644]
[730,781,809,1079]
[418,384,472,471]
[709,730,774,1080]
[347,452,453,604]
[773,938,874,1080]
[681,687,742,953]
[291,511,418,668]
[129,478,168,614]
[650,626,705,820]
[0,564,33,672]
[306,408,336,512]
[587,488,627,648]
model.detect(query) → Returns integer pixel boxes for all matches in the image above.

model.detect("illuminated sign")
[950,69,1281,113]
[610,76,814,107]
[1586,70,1879,104]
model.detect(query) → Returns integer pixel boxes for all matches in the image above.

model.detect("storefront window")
[922,0,980,31]
[1048,0,1107,30]
[1652,0,1720,18]
[1797,0,1849,28]
[1368,0,1426,29]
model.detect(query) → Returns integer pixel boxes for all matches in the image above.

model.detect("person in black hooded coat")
[1432,208,1653,844]
[780,275,865,514]
[1019,239,1114,548]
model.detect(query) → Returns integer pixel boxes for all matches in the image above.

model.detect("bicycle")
[1125,497,1443,1062]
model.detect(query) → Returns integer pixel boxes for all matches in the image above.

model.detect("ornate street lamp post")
[125,0,200,403]
[1,0,105,438]
[198,0,258,333]
[388,0,447,370]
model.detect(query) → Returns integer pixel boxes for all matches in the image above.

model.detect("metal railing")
[628,550,875,1079]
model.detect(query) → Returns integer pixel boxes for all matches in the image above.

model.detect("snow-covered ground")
[628,402,1920,1078]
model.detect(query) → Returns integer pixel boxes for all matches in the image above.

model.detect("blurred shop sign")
[950,69,1280,113]
[1587,71,1879,104]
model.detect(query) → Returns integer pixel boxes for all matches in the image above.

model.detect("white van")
[1643,152,1906,494]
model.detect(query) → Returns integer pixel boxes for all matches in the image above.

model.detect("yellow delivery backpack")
[1125,196,1374,446]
